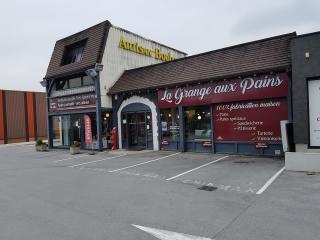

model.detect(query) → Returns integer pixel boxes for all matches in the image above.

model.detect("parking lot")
[0,144,319,240]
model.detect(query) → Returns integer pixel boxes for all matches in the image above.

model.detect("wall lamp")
[40,79,47,88]
[305,52,310,60]
[85,63,104,79]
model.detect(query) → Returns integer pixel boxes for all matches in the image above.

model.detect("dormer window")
[62,39,87,65]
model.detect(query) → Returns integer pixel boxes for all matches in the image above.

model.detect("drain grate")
[233,161,255,164]
[306,172,319,176]
[198,185,218,191]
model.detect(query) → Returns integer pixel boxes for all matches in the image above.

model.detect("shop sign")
[308,79,320,147]
[84,114,92,145]
[161,122,168,131]
[202,141,212,147]
[214,98,288,142]
[255,142,268,148]
[119,36,176,62]
[161,140,169,145]
[158,73,288,108]
[49,93,96,112]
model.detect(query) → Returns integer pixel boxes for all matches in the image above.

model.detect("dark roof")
[292,30,320,39]
[110,32,296,94]
[45,21,111,79]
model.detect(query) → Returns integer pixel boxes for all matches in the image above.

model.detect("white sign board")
[280,120,289,152]
[308,79,320,147]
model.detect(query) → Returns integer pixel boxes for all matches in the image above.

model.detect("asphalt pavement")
[0,144,319,240]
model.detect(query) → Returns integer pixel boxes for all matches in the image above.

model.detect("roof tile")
[110,32,295,94]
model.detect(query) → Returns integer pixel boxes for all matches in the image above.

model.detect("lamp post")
[40,78,52,148]
[85,63,104,151]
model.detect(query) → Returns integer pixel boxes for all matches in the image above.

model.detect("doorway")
[127,112,147,150]
[70,115,82,144]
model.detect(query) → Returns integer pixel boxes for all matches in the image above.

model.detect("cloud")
[232,0,320,36]
[0,0,320,91]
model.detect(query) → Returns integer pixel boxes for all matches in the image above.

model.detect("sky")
[1,0,319,92]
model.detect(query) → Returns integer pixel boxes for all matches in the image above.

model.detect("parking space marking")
[256,166,285,195]
[166,155,229,181]
[53,154,90,163]
[108,152,180,173]
[132,224,213,240]
[0,143,35,148]
[68,154,128,168]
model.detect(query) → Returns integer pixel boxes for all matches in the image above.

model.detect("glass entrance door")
[127,112,146,149]
[70,115,82,144]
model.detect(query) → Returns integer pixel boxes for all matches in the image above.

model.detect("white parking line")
[68,154,128,168]
[166,155,229,181]
[256,166,285,195]
[53,154,89,163]
[108,152,180,173]
[0,142,35,148]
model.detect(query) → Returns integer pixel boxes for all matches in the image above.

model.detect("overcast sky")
[1,0,319,92]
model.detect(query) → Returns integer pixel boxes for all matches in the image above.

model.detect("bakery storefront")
[110,32,295,156]
[113,73,289,155]
[157,73,289,155]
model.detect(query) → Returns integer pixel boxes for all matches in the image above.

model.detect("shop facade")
[285,31,320,171]
[43,20,186,150]
[111,73,290,156]
[110,33,295,156]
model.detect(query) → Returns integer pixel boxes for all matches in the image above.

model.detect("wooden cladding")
[0,90,6,144]
[0,90,47,144]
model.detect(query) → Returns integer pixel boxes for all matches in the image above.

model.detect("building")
[286,31,320,171]
[110,33,296,156]
[43,20,186,150]
[0,89,47,144]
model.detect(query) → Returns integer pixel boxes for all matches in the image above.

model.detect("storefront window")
[184,106,211,141]
[160,108,179,142]
[56,79,68,90]
[121,113,127,148]
[52,115,71,147]
[83,76,94,86]
[102,112,112,149]
[69,77,82,88]
[51,113,101,149]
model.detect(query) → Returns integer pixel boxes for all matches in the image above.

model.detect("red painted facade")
[214,98,288,142]
[157,72,289,145]
[158,73,288,108]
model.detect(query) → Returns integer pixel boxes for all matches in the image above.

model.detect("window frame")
[61,39,87,66]
[55,75,94,91]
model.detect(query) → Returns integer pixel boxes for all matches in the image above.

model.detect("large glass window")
[52,115,71,147]
[69,77,82,88]
[55,75,94,91]
[160,108,179,142]
[56,79,68,90]
[82,75,94,86]
[102,112,112,149]
[184,105,212,141]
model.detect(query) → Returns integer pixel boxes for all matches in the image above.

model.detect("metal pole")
[95,72,103,151]
[46,80,53,149]
[178,106,185,152]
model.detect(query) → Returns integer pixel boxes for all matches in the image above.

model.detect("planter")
[70,146,80,155]
[36,144,48,152]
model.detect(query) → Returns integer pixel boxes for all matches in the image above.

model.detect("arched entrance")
[117,96,159,150]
